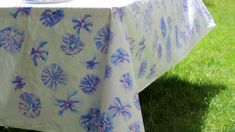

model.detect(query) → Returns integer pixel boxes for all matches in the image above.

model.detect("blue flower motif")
[18,92,41,118]
[80,108,100,131]
[146,64,157,80]
[85,56,99,70]
[175,25,181,48]
[12,75,26,90]
[128,122,141,132]
[40,9,64,27]
[61,33,85,55]
[94,25,114,54]
[30,40,49,66]
[55,89,80,116]
[104,65,112,80]
[108,97,132,119]
[112,7,127,22]
[99,112,113,132]
[160,16,167,38]
[80,108,113,132]
[138,60,147,78]
[120,73,133,90]
[166,36,172,63]
[72,14,93,34]
[11,7,32,18]
[0,26,24,54]
[41,64,68,90]
[134,93,141,111]
[80,75,101,95]
[111,48,130,65]
[135,37,146,60]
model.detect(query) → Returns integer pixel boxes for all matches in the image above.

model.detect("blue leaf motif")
[41,64,68,90]
[94,25,114,54]
[80,75,101,95]
[175,25,181,48]
[85,56,99,70]
[30,40,49,66]
[104,65,112,80]
[120,73,133,90]
[61,33,85,55]
[18,92,41,118]
[73,14,93,34]
[138,60,147,78]
[111,48,130,65]
[40,9,64,27]
[160,16,167,38]
[0,26,24,54]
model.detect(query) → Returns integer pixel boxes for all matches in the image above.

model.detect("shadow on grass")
[140,75,225,132]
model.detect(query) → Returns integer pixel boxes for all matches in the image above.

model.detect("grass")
[1,0,235,132]
[140,0,235,131]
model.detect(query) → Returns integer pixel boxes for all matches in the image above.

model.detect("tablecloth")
[0,0,215,131]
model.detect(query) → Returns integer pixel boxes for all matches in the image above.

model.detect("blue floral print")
[85,56,99,70]
[18,92,41,118]
[136,37,146,60]
[61,33,84,56]
[11,7,31,18]
[12,75,26,90]
[104,65,112,80]
[41,64,68,90]
[120,73,133,90]
[73,14,93,34]
[175,25,181,48]
[111,48,130,65]
[134,93,141,111]
[30,40,49,66]
[94,25,114,54]
[146,64,157,80]
[0,26,24,54]
[161,16,167,38]
[108,97,131,119]
[112,7,127,22]
[55,89,80,116]
[128,122,140,132]
[80,108,113,132]
[138,60,147,78]
[166,36,172,63]
[80,75,101,95]
[125,34,135,54]
[40,9,64,27]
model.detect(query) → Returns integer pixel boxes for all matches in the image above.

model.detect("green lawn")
[140,0,235,131]
[1,0,235,132]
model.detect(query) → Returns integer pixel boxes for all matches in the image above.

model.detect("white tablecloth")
[0,0,215,131]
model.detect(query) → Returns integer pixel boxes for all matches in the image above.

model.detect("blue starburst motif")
[72,14,93,34]
[41,64,68,90]
[85,56,99,70]
[128,122,141,132]
[61,33,85,55]
[30,40,49,66]
[111,48,130,65]
[40,9,64,27]
[80,108,113,132]
[108,97,132,119]
[120,73,133,90]
[135,37,146,60]
[18,92,41,118]
[80,75,101,95]
[55,89,80,116]
[12,75,26,90]
[160,16,167,38]
[94,25,114,54]
[134,93,141,111]
[104,65,112,80]
[0,26,24,54]
[138,60,147,78]
[112,7,127,22]
[166,36,172,63]
[146,64,157,80]
[11,7,32,18]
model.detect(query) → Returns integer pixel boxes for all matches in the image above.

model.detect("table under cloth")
[0,0,215,131]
